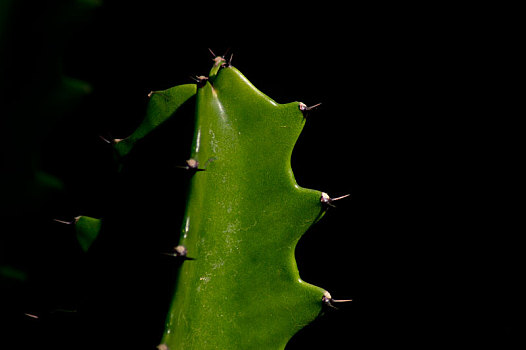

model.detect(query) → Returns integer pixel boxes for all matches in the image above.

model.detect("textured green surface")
[160,65,326,349]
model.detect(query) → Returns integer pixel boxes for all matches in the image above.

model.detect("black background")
[0,1,518,349]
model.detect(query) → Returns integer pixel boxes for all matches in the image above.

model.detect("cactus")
[1,1,354,348]
[1,1,351,341]
[106,53,349,349]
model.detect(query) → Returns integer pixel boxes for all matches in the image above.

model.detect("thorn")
[322,291,352,310]
[190,75,209,87]
[307,102,322,111]
[53,216,81,225]
[221,53,234,68]
[157,344,169,350]
[99,135,111,144]
[213,56,226,66]
[176,159,206,172]
[53,218,75,225]
[299,102,322,116]
[332,193,351,201]
[161,245,194,260]
[24,313,39,319]
[99,132,119,145]
[174,245,187,257]
[321,192,350,208]
[187,158,203,170]
[209,48,226,66]
[332,298,353,303]
[161,252,194,260]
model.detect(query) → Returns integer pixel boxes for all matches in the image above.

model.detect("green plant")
[103,52,350,349]
[0,3,351,344]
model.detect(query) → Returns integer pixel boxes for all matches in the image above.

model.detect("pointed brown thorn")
[190,75,208,82]
[53,216,81,225]
[332,298,353,303]
[307,102,322,111]
[190,75,209,87]
[99,135,111,144]
[322,291,352,309]
[174,245,187,256]
[208,48,226,66]
[299,102,322,116]
[321,192,351,208]
[53,218,75,225]
[176,159,206,172]
[99,133,121,145]
[331,193,351,201]
[161,245,195,260]
[209,47,231,59]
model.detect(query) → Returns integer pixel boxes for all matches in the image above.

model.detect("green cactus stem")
[162,65,328,349]
[114,54,344,349]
